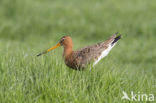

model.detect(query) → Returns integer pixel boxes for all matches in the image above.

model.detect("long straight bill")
[37,43,61,56]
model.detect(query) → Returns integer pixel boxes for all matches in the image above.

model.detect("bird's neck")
[63,45,73,58]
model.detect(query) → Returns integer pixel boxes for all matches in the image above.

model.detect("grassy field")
[0,0,156,103]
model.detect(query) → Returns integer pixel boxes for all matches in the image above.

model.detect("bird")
[37,32,122,70]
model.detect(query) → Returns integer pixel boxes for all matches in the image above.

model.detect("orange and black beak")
[37,43,61,56]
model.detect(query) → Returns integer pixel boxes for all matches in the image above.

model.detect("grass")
[0,0,156,103]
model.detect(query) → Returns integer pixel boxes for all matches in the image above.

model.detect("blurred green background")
[1,0,156,40]
[0,0,156,103]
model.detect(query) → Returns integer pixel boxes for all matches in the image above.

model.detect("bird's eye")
[60,38,64,43]
[62,38,66,41]
[62,39,64,42]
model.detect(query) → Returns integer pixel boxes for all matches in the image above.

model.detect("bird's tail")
[111,34,122,46]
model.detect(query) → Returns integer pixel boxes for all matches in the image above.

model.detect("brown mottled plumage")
[37,32,121,70]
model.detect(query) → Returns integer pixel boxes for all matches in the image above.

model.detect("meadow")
[0,0,156,103]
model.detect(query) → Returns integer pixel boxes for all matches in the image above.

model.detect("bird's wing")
[75,32,121,64]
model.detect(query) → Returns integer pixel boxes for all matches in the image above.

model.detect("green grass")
[0,0,156,103]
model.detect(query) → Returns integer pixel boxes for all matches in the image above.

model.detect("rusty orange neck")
[63,44,73,58]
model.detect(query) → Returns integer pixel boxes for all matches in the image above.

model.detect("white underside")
[93,43,117,66]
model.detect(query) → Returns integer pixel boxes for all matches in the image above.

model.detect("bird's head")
[59,36,72,47]
[37,36,72,56]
